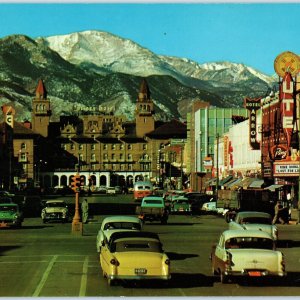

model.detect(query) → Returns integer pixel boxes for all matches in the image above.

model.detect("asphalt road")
[1,203,300,296]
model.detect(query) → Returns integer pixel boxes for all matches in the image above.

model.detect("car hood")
[44,207,66,213]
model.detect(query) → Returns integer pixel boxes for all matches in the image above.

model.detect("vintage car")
[100,231,171,285]
[228,211,278,240]
[96,215,143,253]
[41,200,69,223]
[171,196,191,214]
[211,229,286,283]
[136,196,169,224]
[0,203,24,228]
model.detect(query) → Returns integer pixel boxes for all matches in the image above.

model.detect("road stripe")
[32,255,57,297]
[79,256,89,296]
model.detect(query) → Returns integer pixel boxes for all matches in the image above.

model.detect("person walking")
[81,199,89,224]
[272,201,284,225]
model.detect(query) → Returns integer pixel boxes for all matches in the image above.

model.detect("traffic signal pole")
[71,173,82,234]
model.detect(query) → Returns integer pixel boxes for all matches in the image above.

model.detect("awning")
[204,178,217,187]
[224,178,242,189]
[235,177,257,189]
[264,184,284,192]
[248,179,265,188]
[218,175,233,186]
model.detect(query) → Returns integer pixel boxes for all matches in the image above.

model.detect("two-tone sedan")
[211,229,286,284]
[228,211,278,241]
[100,231,171,286]
[96,216,142,253]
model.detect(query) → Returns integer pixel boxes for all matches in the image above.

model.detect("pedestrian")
[272,201,284,225]
[81,199,89,224]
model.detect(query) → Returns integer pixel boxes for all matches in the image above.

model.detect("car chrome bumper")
[108,274,171,280]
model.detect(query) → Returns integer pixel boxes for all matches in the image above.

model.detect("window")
[79,154,84,162]
[91,154,96,162]
[128,154,132,161]
[111,144,115,150]
[128,144,132,150]
[79,144,83,150]
[120,144,124,150]
[103,154,108,160]
[103,144,107,150]
[143,144,147,150]
[120,153,124,160]
[21,143,26,150]
[70,144,75,150]
[20,153,27,162]
[91,144,95,150]
[111,154,115,161]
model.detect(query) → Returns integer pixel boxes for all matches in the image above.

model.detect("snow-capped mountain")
[40,30,274,87]
[0,30,276,123]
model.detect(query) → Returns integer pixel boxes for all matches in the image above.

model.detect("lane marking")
[79,256,89,296]
[32,255,57,297]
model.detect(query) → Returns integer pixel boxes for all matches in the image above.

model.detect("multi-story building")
[189,106,248,191]
[0,78,187,191]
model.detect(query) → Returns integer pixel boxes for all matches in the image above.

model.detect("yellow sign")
[274,51,300,77]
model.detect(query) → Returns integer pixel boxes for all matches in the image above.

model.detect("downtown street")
[0,195,300,297]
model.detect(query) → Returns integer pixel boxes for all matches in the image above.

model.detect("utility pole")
[216,133,219,197]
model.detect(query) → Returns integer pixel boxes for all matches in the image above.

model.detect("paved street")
[0,210,300,297]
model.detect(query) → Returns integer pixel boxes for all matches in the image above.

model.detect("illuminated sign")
[273,162,299,176]
[244,97,261,150]
[280,72,295,148]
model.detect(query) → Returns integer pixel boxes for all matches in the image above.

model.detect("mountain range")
[0,30,276,122]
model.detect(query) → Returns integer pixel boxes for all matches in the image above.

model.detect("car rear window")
[111,241,162,253]
[104,222,141,230]
[225,237,273,250]
[239,217,271,225]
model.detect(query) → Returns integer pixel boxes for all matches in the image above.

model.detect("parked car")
[106,187,116,195]
[228,211,278,241]
[41,200,69,223]
[211,229,286,283]
[201,201,217,214]
[96,216,143,253]
[0,203,24,228]
[100,231,171,286]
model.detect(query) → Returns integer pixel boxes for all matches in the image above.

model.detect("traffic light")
[71,175,81,192]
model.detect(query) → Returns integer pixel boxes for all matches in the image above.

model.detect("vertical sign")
[244,97,261,150]
[279,72,295,148]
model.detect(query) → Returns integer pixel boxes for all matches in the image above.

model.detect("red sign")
[279,72,295,148]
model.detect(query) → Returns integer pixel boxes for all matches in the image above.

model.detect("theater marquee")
[273,162,299,176]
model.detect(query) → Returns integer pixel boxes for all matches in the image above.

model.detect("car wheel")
[220,272,229,284]
[107,278,115,286]
[42,219,47,224]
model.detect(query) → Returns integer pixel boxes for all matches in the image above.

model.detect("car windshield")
[0,206,17,212]
[104,222,141,230]
[144,200,162,204]
[240,217,271,225]
[225,237,273,250]
[47,202,65,208]
[111,240,163,253]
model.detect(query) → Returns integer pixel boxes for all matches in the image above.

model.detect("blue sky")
[0,2,299,75]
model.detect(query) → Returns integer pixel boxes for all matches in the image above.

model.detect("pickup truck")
[211,229,286,283]
[135,196,169,224]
